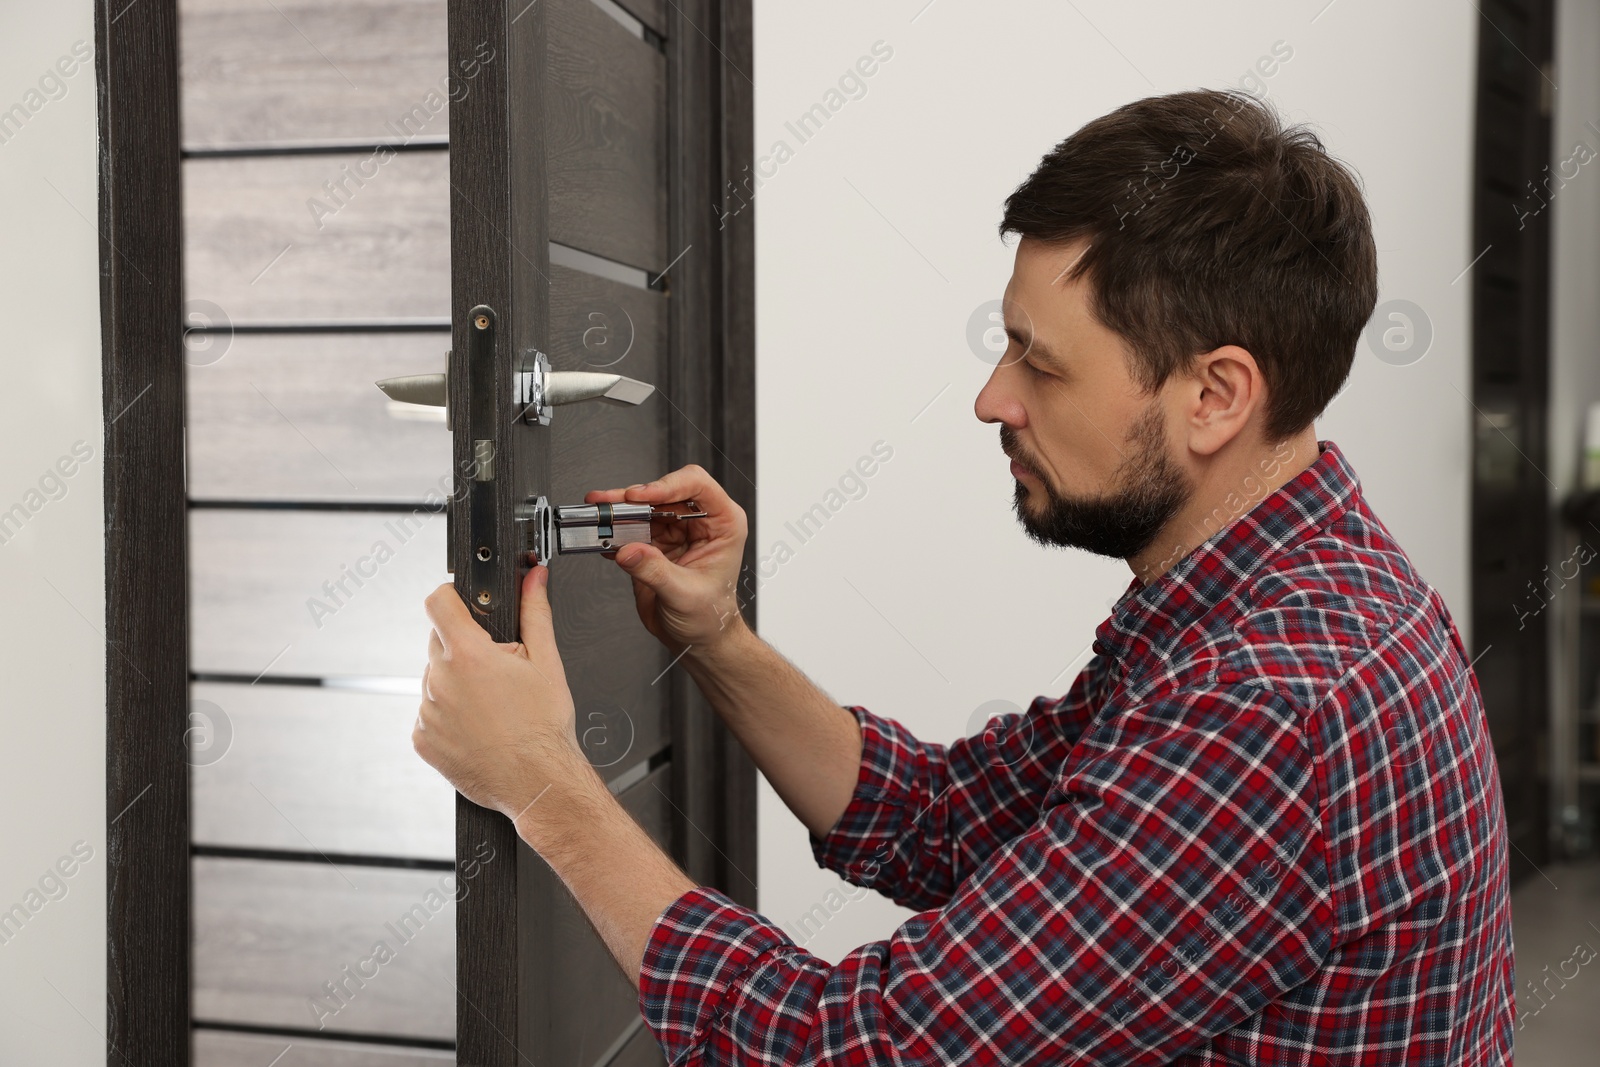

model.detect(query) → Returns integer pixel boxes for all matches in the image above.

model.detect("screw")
[476,546,492,561]
[474,314,489,330]
[476,590,491,606]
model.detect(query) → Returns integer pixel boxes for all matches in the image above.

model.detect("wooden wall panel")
[192,858,456,1041]
[183,151,450,324]
[179,0,449,150]
[186,331,453,503]
[546,0,668,270]
[190,509,447,680]
[194,1030,453,1066]
[190,682,453,860]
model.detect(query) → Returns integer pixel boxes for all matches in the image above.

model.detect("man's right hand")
[590,464,864,842]
[585,464,748,657]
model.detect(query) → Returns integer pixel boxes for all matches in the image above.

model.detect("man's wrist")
[685,610,757,671]
[511,745,611,855]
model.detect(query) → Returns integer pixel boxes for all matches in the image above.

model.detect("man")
[413,88,1515,1063]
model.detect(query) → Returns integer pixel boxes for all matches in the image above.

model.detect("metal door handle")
[375,350,654,428]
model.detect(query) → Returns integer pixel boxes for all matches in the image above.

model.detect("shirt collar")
[1090,439,1361,675]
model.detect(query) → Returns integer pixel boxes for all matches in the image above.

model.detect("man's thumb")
[519,563,555,642]
[615,543,680,594]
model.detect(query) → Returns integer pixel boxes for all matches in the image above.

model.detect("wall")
[0,0,106,1061]
[751,0,1477,962]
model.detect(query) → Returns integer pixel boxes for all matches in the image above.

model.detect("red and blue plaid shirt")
[639,440,1515,1064]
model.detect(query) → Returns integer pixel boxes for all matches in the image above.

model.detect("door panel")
[183,151,451,324]
[610,0,666,37]
[532,766,674,1065]
[190,509,446,680]
[442,2,754,1063]
[546,0,668,269]
[178,0,450,150]
[190,682,455,860]
[186,331,453,503]
[192,857,457,1041]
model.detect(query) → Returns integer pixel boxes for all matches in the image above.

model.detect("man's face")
[974,237,1194,560]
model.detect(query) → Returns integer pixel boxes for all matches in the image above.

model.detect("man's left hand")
[414,565,588,823]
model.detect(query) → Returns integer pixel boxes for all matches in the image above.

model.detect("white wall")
[0,1,106,1061]
[751,0,1477,962]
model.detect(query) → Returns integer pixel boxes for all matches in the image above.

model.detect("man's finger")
[519,564,556,646]
[424,583,483,652]
[622,464,738,520]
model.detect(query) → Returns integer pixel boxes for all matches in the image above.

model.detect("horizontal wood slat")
[178,0,451,150]
[185,331,453,503]
[547,0,668,270]
[194,1029,454,1066]
[190,682,454,861]
[184,151,450,324]
[190,509,447,679]
[193,857,457,1041]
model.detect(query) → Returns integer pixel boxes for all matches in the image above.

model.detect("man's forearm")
[682,620,863,840]
[514,754,696,987]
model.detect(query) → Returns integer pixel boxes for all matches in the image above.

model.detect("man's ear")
[1181,345,1262,457]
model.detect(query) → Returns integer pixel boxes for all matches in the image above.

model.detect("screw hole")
[476,546,492,561]
[476,590,492,606]
[474,314,489,330]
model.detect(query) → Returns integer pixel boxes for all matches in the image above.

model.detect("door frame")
[98,0,191,1062]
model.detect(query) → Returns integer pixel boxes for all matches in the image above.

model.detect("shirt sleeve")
[640,683,1333,1066]
[806,656,1110,912]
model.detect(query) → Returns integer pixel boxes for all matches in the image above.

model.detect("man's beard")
[1002,404,1192,560]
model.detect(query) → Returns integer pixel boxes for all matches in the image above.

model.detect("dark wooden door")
[1470,0,1554,881]
[442,2,756,1064]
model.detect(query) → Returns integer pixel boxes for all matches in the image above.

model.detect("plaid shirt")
[640,440,1515,1064]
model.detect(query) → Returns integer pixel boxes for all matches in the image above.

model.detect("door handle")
[374,350,654,429]
[375,336,671,580]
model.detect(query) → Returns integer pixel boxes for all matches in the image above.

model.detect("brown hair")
[999,88,1377,441]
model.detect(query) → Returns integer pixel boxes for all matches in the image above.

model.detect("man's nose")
[974,368,1025,428]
